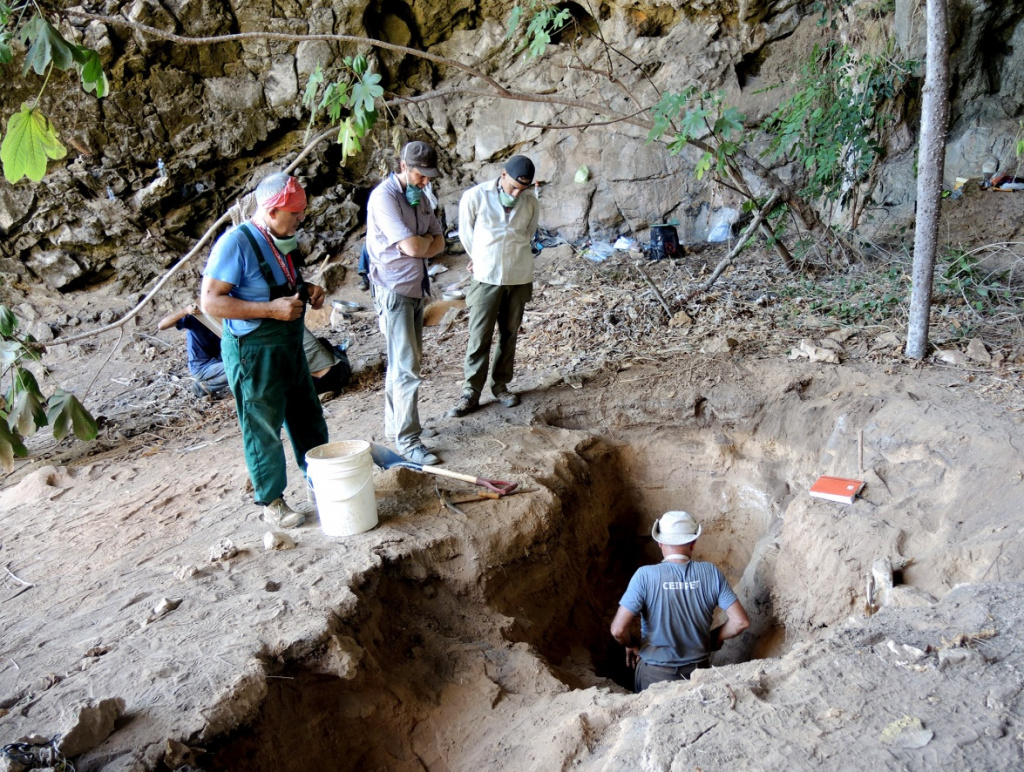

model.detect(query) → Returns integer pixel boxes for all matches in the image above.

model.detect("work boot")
[493,390,520,408]
[262,498,305,528]
[403,445,440,466]
[447,393,479,418]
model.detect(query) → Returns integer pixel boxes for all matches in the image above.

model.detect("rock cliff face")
[1,0,1023,293]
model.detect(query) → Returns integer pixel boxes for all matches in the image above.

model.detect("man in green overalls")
[201,173,329,527]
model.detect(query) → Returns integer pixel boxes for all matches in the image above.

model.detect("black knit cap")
[504,155,535,185]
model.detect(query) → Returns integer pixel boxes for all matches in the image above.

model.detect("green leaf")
[351,54,368,76]
[0,32,12,65]
[0,305,17,337]
[350,72,382,113]
[0,340,20,367]
[695,151,712,181]
[506,5,523,40]
[0,419,28,472]
[1,105,68,183]
[352,106,377,137]
[302,64,324,107]
[46,389,98,442]
[7,388,46,436]
[73,46,108,97]
[715,106,746,139]
[337,118,361,162]
[319,82,349,123]
[679,107,710,139]
[18,15,76,76]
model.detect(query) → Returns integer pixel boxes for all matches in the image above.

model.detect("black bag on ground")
[649,225,680,261]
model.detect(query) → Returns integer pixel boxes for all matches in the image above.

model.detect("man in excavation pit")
[610,511,750,692]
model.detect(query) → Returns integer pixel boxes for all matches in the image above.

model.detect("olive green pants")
[222,317,329,504]
[462,280,532,398]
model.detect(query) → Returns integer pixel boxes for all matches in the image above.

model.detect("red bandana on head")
[260,177,307,212]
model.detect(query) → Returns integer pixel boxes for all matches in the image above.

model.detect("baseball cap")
[505,155,535,185]
[402,141,440,177]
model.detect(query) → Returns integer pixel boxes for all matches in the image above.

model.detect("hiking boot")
[493,390,520,408]
[447,393,479,418]
[403,445,440,466]
[262,498,305,528]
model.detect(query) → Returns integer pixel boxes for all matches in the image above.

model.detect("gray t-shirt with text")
[619,560,738,667]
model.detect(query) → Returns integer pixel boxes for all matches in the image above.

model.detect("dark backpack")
[649,225,680,261]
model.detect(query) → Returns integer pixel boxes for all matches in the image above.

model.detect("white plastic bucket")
[305,441,378,536]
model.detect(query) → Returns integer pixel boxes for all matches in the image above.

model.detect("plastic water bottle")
[106,186,115,200]
[157,158,166,178]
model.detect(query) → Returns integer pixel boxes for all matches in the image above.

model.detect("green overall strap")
[238,222,289,291]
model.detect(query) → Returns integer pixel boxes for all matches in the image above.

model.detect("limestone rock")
[263,531,296,550]
[25,250,83,290]
[935,348,969,366]
[58,697,126,758]
[966,337,991,364]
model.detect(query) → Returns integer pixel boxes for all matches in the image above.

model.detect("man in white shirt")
[448,156,540,417]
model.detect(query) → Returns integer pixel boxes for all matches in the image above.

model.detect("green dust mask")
[272,235,299,254]
[499,188,518,208]
[405,185,422,206]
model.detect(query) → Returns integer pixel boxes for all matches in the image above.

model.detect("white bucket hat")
[651,511,702,545]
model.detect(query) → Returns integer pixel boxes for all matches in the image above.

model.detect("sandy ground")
[2,194,1024,770]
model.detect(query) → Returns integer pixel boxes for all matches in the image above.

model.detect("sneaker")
[358,274,370,292]
[447,394,479,418]
[403,445,440,466]
[262,498,305,528]
[493,390,520,408]
[191,381,207,398]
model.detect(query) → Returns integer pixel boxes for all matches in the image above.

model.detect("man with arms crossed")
[366,140,445,465]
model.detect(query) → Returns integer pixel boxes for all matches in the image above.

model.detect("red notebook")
[809,475,865,504]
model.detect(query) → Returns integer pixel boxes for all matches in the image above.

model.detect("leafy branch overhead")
[302,54,382,163]
[0,306,98,472]
[0,4,109,183]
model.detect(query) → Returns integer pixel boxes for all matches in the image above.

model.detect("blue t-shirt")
[175,315,221,375]
[619,560,738,667]
[203,223,292,337]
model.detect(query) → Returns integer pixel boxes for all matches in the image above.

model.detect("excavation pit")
[204,430,806,770]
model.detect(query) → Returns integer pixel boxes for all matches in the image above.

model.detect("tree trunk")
[905,0,950,359]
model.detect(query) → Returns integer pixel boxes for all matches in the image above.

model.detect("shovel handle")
[421,464,518,496]
[421,464,480,486]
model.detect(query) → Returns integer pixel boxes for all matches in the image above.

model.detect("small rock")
[938,647,985,670]
[209,538,238,562]
[265,580,281,592]
[703,335,738,354]
[789,338,839,363]
[935,348,969,366]
[58,696,126,757]
[164,738,197,769]
[145,597,182,624]
[966,337,991,364]
[263,531,296,551]
[174,565,200,581]
[873,331,902,348]
[669,310,693,327]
